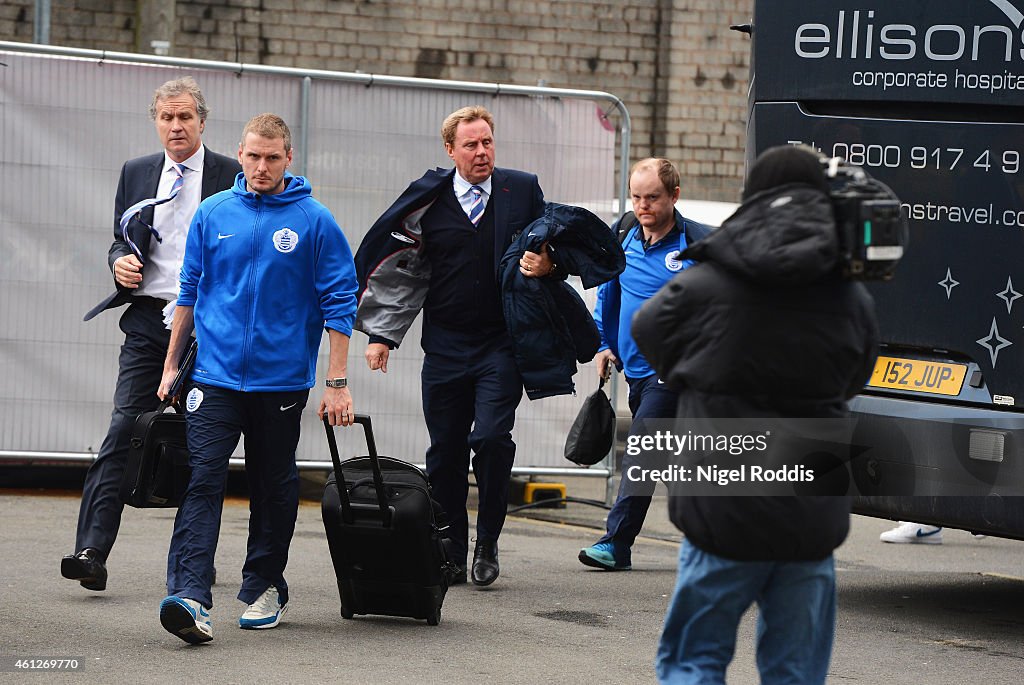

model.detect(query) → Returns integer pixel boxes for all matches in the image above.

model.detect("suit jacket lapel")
[144,154,163,199]
[491,168,511,260]
[133,155,165,261]
[201,145,222,200]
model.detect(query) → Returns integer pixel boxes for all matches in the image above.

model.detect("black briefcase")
[321,414,454,625]
[118,342,196,509]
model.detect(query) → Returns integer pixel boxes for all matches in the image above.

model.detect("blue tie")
[119,163,186,261]
[468,185,484,226]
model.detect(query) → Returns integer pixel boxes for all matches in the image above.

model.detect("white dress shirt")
[452,171,492,219]
[137,145,205,302]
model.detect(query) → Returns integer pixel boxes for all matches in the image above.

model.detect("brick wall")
[665,2,751,200]
[1,0,136,51]
[1,0,753,201]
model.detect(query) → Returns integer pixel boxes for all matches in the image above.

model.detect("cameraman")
[633,145,879,684]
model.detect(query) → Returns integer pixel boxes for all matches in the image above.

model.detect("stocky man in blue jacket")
[155,114,358,645]
[578,158,712,572]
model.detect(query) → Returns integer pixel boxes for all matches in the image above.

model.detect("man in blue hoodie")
[155,113,358,644]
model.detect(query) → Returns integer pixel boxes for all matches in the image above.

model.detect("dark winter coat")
[633,182,879,561]
[498,203,625,399]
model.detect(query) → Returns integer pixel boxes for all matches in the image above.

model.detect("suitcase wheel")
[427,607,440,626]
[341,604,354,620]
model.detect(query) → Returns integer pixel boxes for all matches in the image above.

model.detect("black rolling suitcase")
[119,341,197,508]
[321,414,454,625]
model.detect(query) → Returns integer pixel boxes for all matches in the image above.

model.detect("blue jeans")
[656,540,836,685]
[166,384,308,609]
[596,374,678,562]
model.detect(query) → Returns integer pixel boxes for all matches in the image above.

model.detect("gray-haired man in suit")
[62,77,241,591]
[356,106,551,588]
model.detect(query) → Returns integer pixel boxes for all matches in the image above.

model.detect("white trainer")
[239,585,287,629]
[879,521,943,544]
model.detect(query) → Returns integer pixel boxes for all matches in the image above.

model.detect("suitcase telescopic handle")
[351,414,378,458]
[322,413,392,527]
[322,414,353,519]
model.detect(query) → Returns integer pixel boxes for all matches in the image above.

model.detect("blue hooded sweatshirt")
[178,173,358,392]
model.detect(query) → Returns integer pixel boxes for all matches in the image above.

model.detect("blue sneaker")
[578,541,631,571]
[239,586,287,629]
[160,596,213,644]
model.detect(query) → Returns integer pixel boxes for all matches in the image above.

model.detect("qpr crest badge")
[273,227,299,253]
[665,250,684,272]
[185,387,204,413]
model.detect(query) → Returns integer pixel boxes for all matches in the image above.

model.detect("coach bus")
[745,0,1024,538]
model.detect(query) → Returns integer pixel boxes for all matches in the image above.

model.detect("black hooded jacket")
[633,182,879,561]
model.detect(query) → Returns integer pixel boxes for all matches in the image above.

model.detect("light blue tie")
[468,185,484,226]
[119,163,186,261]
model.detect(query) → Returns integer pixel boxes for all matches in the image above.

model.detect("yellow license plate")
[868,356,967,396]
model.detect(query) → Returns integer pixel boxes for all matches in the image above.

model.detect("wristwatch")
[325,377,348,388]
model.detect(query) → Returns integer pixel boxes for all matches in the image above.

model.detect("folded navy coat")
[499,203,625,400]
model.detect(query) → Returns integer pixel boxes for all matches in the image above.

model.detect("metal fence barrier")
[0,42,631,502]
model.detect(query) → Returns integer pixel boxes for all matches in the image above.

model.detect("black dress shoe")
[60,548,107,591]
[471,539,499,586]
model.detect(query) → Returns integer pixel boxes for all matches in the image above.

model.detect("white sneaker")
[879,521,943,544]
[160,596,214,644]
[239,586,287,629]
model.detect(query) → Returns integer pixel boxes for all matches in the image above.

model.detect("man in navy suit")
[355,106,552,587]
[62,77,241,591]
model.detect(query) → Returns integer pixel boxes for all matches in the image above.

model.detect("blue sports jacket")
[178,173,358,392]
[595,209,713,378]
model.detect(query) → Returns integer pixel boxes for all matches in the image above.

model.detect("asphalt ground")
[1,475,1023,684]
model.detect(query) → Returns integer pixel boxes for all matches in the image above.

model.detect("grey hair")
[148,76,209,122]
